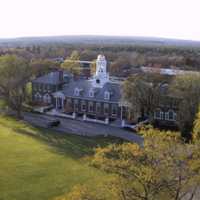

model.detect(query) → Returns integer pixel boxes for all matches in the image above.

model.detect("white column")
[55,97,58,110]
[120,105,123,121]
[62,98,64,110]
[83,114,86,121]
[121,120,125,127]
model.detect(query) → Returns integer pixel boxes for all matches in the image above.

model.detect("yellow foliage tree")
[61,50,81,76]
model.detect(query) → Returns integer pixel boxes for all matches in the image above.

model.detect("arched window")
[34,93,42,102]
[104,91,110,100]
[74,88,83,96]
[89,89,94,98]
[43,94,51,104]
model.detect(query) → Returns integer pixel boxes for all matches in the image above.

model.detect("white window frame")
[43,93,51,104]
[74,99,79,111]
[74,88,80,96]
[165,112,169,120]
[89,90,94,98]
[104,91,110,100]
[168,109,176,121]
[35,93,42,101]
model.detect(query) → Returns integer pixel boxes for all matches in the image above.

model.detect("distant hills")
[1,35,200,48]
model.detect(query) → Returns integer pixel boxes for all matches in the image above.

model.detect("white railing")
[84,116,108,124]
[46,109,75,119]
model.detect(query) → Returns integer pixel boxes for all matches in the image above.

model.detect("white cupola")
[92,55,109,88]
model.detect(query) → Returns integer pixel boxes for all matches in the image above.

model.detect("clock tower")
[92,55,109,88]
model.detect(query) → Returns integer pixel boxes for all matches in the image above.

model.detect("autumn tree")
[55,184,108,200]
[30,58,59,77]
[90,130,200,200]
[0,54,32,118]
[55,129,200,200]
[192,106,200,141]
[170,74,200,139]
[123,73,166,121]
[61,50,81,76]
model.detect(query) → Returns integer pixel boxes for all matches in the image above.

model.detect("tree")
[170,74,200,139]
[192,106,200,141]
[55,185,107,200]
[0,54,31,118]
[90,129,200,200]
[61,50,81,76]
[123,73,165,121]
[30,58,59,77]
[90,59,96,75]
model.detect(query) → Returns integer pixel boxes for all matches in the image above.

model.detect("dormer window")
[104,91,110,100]
[89,89,94,98]
[74,88,80,96]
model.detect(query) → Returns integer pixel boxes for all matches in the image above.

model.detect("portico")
[53,91,65,110]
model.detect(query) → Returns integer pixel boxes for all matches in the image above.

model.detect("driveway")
[23,112,143,144]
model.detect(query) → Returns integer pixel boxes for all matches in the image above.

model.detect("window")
[43,94,51,104]
[34,93,42,102]
[104,91,110,100]
[74,99,79,111]
[112,104,117,115]
[67,98,72,108]
[165,112,169,120]
[154,109,161,119]
[88,102,94,112]
[104,103,109,115]
[160,111,164,120]
[168,110,175,121]
[81,101,86,112]
[89,89,94,98]
[74,88,80,96]
[96,103,101,113]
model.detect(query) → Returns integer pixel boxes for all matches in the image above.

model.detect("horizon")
[1,34,200,43]
[1,0,200,41]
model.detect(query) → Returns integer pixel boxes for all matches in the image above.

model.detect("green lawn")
[0,116,121,200]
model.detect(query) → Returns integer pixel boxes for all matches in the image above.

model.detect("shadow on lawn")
[0,118,123,159]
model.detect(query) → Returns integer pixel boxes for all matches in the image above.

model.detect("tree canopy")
[123,73,166,121]
[58,129,200,200]
[61,50,81,76]
[170,74,200,139]
[0,54,31,117]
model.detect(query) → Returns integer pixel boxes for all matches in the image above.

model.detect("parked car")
[47,119,60,128]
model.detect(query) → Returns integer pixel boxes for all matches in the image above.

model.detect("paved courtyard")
[23,112,143,144]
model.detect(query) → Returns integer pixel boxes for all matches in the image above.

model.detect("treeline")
[1,43,200,74]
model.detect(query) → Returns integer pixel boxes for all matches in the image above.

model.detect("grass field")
[0,115,122,200]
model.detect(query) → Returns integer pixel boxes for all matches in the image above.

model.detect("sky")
[0,0,200,41]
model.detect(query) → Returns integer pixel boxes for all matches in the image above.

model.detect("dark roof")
[62,80,122,103]
[32,71,62,85]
